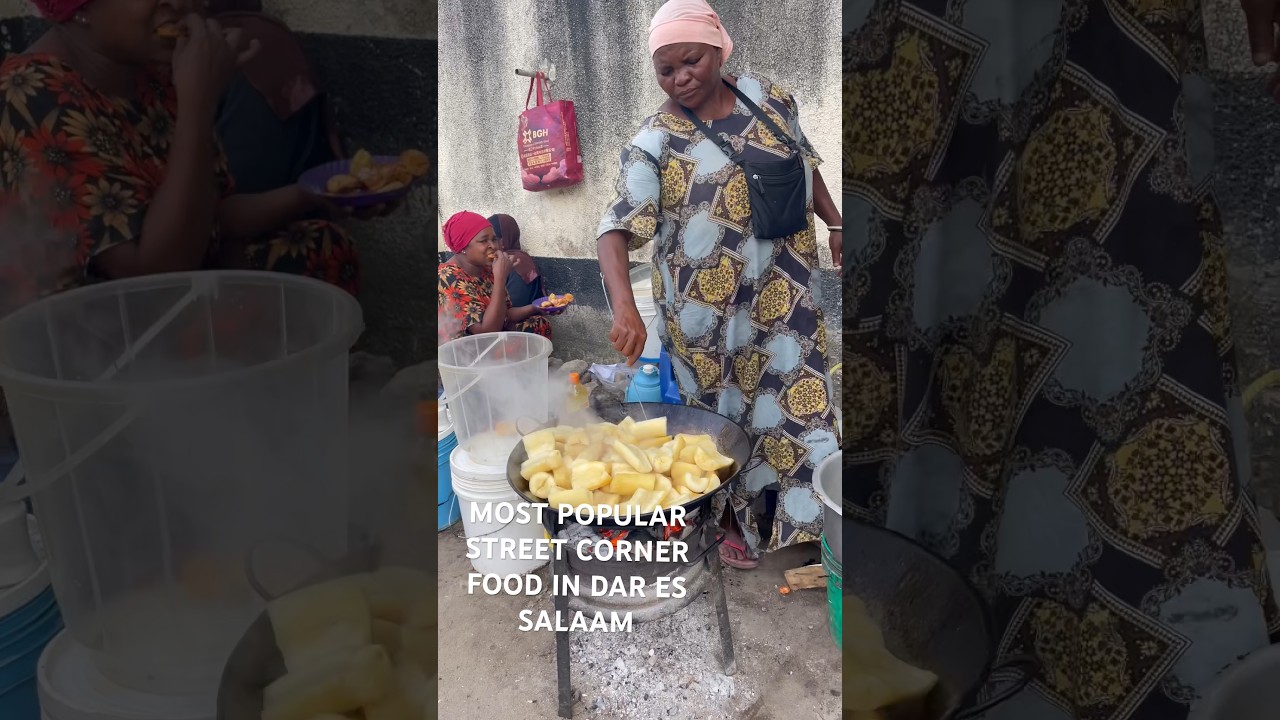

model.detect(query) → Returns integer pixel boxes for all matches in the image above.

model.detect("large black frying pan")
[849,520,1034,719]
[506,402,751,528]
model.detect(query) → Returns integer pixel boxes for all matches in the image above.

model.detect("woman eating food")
[596,0,842,568]
[0,1,374,301]
[487,213,546,309]
[438,210,555,343]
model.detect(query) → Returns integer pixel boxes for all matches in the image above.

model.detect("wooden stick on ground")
[784,564,828,591]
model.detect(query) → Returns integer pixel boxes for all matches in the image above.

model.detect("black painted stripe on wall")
[476,255,843,318]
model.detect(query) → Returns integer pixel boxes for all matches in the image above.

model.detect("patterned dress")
[0,54,358,299]
[846,3,1279,719]
[437,261,551,343]
[597,73,840,553]
[0,54,358,463]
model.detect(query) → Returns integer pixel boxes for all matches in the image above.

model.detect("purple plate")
[298,156,421,208]
[534,295,573,315]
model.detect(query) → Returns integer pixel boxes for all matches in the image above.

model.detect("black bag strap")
[678,79,804,163]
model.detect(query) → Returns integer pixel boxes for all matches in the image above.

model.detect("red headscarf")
[442,211,491,254]
[30,0,90,22]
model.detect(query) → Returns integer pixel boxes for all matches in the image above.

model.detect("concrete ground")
[436,528,842,720]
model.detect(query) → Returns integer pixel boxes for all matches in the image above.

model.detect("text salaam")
[518,610,633,633]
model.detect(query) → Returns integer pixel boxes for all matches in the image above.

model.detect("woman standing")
[438,210,552,343]
[597,0,842,567]
[847,2,1278,717]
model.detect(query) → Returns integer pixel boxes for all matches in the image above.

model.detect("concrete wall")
[1201,0,1280,504]
[0,2,438,366]
[437,0,842,364]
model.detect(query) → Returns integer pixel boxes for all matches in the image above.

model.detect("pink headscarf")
[29,0,89,22]
[442,211,491,254]
[648,0,734,62]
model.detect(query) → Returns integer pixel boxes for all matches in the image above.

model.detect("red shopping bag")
[517,72,584,192]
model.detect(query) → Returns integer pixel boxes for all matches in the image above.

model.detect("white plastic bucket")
[630,266,664,361]
[449,447,548,576]
[635,304,662,361]
[37,630,214,720]
[1191,643,1280,720]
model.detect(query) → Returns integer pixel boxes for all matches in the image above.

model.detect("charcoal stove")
[544,505,735,718]
[506,403,751,719]
[563,509,713,620]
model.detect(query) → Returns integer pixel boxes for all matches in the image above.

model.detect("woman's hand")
[1243,0,1280,64]
[829,229,842,268]
[492,250,512,283]
[172,14,260,114]
[609,302,648,366]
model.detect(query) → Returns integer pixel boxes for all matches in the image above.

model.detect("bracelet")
[826,225,842,231]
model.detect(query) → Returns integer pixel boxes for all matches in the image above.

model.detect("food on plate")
[518,417,734,513]
[539,292,574,308]
[322,147,430,196]
[350,149,375,176]
[399,149,431,177]
[325,173,363,194]
[845,594,938,719]
[261,567,433,720]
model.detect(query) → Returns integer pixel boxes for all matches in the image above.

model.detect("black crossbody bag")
[680,80,810,239]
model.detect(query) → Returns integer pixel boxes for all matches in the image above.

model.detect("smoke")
[345,389,432,570]
[436,303,465,345]
[0,190,78,319]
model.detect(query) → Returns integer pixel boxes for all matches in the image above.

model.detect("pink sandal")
[718,530,760,570]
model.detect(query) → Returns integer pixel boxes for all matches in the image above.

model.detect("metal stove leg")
[706,551,737,676]
[554,544,574,718]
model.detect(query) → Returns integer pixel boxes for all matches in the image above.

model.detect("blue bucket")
[0,584,63,719]
[438,430,460,530]
[658,349,680,404]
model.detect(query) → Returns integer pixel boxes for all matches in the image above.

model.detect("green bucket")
[821,535,841,647]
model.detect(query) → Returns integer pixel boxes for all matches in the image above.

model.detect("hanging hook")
[514,59,556,81]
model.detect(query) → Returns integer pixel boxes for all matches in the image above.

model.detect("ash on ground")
[569,593,758,720]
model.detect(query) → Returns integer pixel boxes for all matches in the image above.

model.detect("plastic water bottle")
[625,364,663,403]
[565,372,590,413]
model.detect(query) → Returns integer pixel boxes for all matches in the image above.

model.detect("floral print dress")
[437,261,551,343]
[596,73,840,554]
[0,54,358,299]
[846,3,1278,719]
[0,54,358,459]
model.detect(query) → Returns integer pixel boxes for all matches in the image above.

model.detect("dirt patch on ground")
[436,529,841,719]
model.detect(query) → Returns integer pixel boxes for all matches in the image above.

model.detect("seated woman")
[438,211,551,343]
[0,3,370,301]
[487,214,543,308]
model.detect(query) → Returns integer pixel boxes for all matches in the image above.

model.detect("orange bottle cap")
[569,372,580,384]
